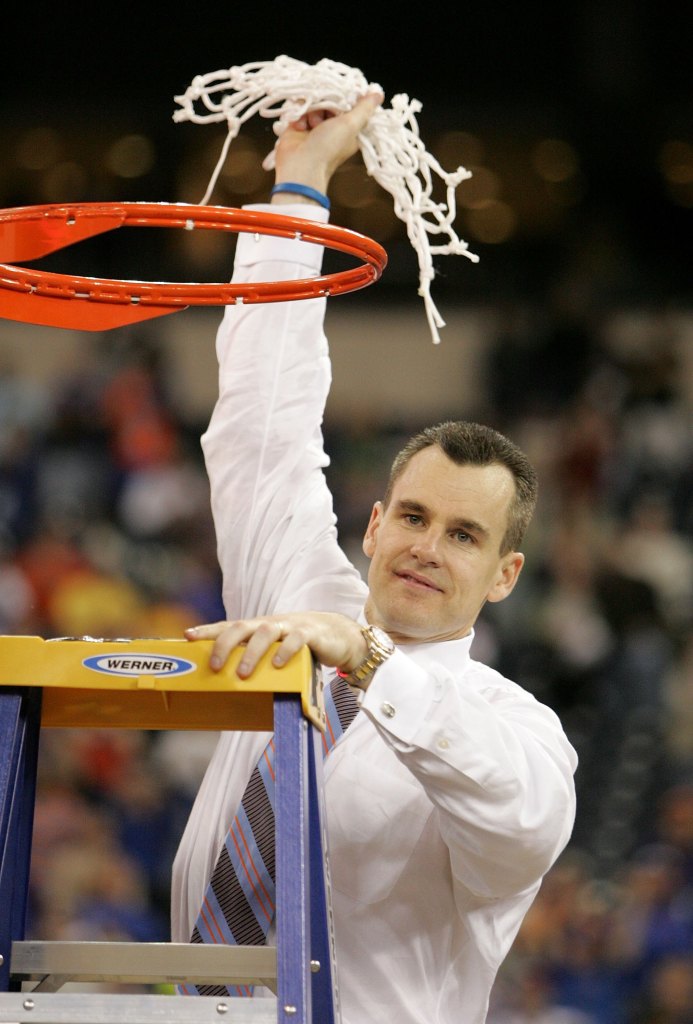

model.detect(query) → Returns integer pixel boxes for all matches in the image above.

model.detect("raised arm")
[199,95,382,629]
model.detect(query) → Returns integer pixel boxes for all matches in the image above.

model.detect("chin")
[368,589,446,641]
[380,613,437,643]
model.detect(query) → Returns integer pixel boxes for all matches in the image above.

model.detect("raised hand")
[272,91,384,197]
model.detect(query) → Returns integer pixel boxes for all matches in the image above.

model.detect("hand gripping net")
[173,55,479,344]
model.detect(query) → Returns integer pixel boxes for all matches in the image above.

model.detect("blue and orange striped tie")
[183,674,360,997]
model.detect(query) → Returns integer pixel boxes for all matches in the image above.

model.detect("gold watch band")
[336,625,395,690]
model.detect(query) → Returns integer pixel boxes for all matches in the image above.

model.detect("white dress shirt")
[170,203,578,1024]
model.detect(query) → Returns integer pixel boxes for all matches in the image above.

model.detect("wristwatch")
[337,624,395,690]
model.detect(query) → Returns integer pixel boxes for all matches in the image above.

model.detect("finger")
[270,631,309,668]
[210,623,251,670]
[187,619,261,670]
[289,114,310,131]
[349,91,384,132]
[184,621,231,640]
[236,620,286,678]
[306,108,333,129]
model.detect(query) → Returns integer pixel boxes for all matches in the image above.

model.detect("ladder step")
[12,941,277,992]
[0,992,277,1023]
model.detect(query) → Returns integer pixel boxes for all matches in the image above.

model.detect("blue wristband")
[270,182,331,210]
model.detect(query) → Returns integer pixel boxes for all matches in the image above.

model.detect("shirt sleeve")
[200,203,367,621]
[171,204,369,943]
[359,650,578,899]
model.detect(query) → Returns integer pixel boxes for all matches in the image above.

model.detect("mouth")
[395,570,443,593]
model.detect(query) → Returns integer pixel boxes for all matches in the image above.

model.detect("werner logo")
[82,654,196,677]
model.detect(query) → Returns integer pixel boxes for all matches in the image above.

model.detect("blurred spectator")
[538,879,635,1024]
[666,640,693,769]
[631,953,693,1024]
[116,442,211,540]
[28,768,166,942]
[16,524,91,632]
[0,359,51,544]
[99,340,178,475]
[607,844,693,987]
[488,961,598,1023]
[656,786,693,888]
[0,544,36,633]
[604,491,693,635]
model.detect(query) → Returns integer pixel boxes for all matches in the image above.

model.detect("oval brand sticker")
[82,653,196,677]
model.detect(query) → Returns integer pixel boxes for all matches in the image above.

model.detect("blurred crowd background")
[0,4,691,1022]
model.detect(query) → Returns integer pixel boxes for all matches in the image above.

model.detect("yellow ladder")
[0,635,339,1024]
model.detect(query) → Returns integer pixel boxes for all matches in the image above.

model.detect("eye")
[404,513,423,525]
[454,530,472,543]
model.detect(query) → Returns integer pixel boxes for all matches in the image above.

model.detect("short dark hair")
[383,421,538,554]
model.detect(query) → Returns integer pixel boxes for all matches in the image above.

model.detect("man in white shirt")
[172,93,578,1024]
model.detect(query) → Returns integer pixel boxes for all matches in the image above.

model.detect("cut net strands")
[173,55,480,344]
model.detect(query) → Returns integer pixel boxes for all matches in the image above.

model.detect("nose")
[410,528,443,566]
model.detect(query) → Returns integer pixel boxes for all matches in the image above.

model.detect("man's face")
[362,446,525,644]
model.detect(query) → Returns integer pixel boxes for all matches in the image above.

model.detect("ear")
[486,552,525,604]
[362,501,384,559]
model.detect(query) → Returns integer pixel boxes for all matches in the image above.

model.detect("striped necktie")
[183,673,360,997]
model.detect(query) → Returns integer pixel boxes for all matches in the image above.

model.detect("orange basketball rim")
[0,202,388,331]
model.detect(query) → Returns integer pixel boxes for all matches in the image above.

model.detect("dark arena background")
[0,5,691,1022]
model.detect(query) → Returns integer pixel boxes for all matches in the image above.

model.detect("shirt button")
[437,738,450,750]
[380,701,396,719]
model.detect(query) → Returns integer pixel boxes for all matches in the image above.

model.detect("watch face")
[371,626,395,654]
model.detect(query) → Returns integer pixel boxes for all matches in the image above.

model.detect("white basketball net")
[173,55,479,344]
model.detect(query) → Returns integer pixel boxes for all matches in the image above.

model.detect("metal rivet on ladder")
[23,998,35,1010]
[310,959,321,972]
[216,1003,229,1014]
[0,954,3,966]
[283,1006,298,1015]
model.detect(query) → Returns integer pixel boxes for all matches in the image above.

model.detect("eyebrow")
[394,499,491,541]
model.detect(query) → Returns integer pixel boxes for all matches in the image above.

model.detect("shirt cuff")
[359,649,435,745]
[234,202,330,271]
